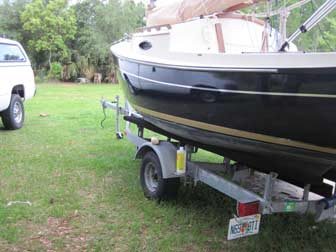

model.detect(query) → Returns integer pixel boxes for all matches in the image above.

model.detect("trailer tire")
[140,151,180,199]
[1,94,25,130]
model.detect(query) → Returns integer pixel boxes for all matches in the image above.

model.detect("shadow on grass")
[155,184,336,251]
[91,138,336,251]
[75,115,335,252]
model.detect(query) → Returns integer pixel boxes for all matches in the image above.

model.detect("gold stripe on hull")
[133,104,336,155]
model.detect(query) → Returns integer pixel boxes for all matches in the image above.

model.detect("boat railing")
[136,24,172,33]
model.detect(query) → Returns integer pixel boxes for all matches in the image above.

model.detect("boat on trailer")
[111,0,336,196]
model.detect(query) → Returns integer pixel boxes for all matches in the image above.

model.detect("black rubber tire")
[1,94,25,130]
[140,151,180,200]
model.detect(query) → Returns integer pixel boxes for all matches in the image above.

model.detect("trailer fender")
[135,141,179,179]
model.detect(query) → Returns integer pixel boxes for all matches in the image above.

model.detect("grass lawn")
[0,83,336,252]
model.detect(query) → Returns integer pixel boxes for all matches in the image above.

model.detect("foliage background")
[0,0,335,82]
[0,0,145,82]
[251,0,336,52]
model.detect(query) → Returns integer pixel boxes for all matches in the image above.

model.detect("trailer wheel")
[140,151,180,199]
[1,94,24,130]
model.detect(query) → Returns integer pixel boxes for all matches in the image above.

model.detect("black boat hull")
[115,56,336,187]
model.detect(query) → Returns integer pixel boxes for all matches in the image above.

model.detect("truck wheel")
[140,151,180,200]
[1,94,25,130]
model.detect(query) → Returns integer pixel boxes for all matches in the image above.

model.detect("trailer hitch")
[101,96,127,139]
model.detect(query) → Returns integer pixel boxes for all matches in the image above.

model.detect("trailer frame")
[101,96,336,238]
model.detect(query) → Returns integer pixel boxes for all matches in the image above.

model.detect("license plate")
[227,214,261,240]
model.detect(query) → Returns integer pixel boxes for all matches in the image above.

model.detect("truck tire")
[140,151,180,200]
[1,94,25,130]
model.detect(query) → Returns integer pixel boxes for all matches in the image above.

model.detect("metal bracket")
[302,184,311,201]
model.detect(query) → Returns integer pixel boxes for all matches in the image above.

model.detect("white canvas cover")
[146,0,260,26]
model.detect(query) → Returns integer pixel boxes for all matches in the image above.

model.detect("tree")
[21,0,77,69]
[71,0,145,80]
[95,0,145,45]
[0,0,29,41]
[72,0,105,68]
[319,17,336,51]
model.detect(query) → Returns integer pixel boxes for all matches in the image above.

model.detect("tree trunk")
[48,50,52,70]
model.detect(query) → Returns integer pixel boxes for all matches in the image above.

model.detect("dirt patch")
[78,190,95,201]
[29,213,90,252]
[0,239,29,252]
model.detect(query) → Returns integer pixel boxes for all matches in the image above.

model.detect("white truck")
[0,37,35,130]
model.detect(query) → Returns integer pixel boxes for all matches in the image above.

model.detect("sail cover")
[146,0,261,26]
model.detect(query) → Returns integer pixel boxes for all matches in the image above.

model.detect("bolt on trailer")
[101,96,336,240]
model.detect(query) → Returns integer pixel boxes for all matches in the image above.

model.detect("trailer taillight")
[237,201,260,217]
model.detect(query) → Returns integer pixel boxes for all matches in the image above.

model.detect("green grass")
[0,83,336,251]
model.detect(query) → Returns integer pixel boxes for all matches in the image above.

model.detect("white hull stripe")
[121,70,336,98]
[115,53,279,73]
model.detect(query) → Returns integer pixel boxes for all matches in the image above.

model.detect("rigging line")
[257,0,312,17]
[246,15,258,49]
[273,14,280,49]
[260,0,273,52]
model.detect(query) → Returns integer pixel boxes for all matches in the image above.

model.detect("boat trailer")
[101,96,336,240]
